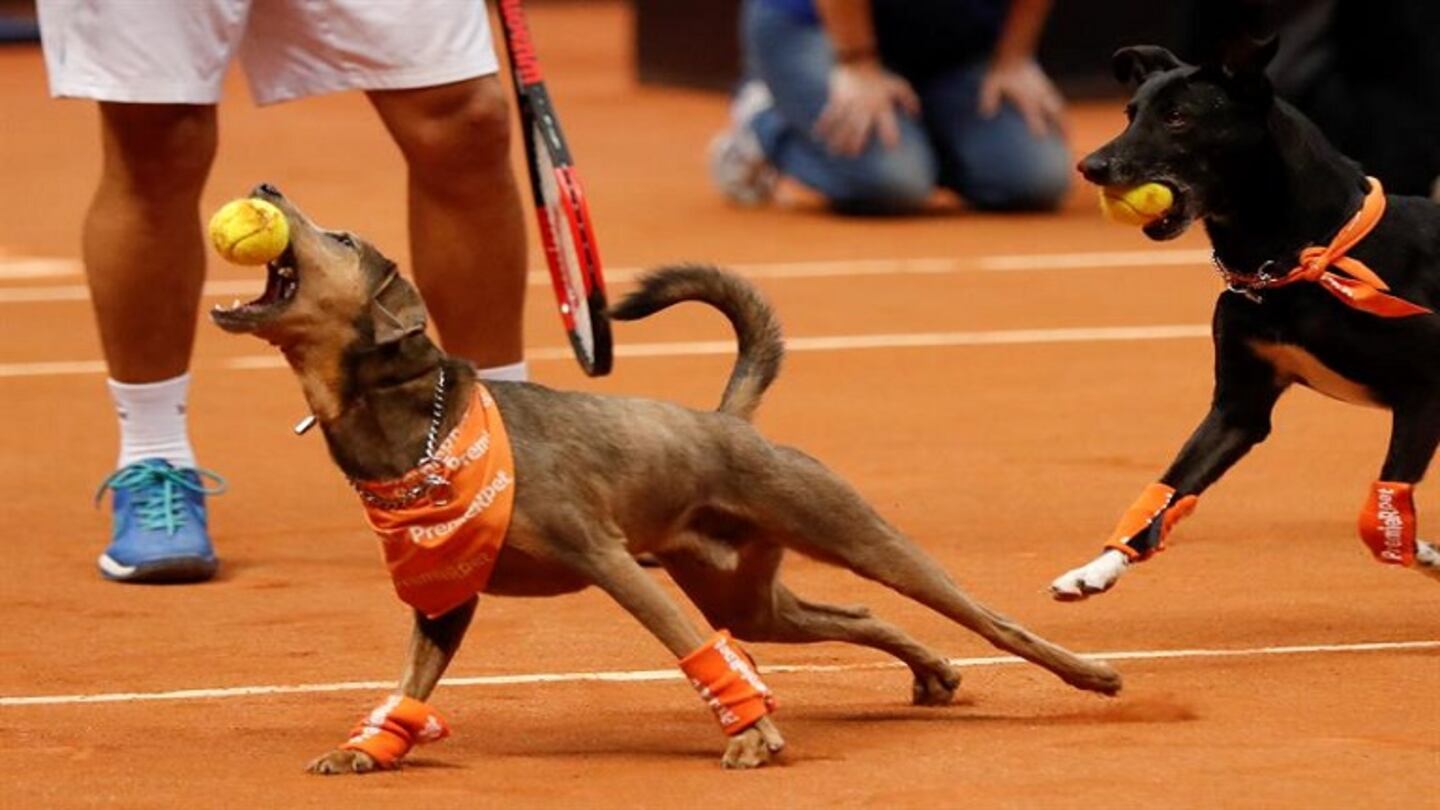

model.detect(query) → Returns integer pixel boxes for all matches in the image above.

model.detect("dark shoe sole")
[98,554,218,584]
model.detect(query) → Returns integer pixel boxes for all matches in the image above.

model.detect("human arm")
[979,0,1066,135]
[811,0,920,156]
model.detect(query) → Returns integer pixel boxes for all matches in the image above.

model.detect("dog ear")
[1112,46,1184,87]
[369,267,428,346]
[1201,0,1278,77]
[1220,35,1278,78]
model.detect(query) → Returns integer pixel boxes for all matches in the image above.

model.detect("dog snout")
[252,183,283,200]
[1077,153,1113,185]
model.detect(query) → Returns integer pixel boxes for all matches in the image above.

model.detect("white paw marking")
[1415,540,1440,583]
[1051,549,1130,601]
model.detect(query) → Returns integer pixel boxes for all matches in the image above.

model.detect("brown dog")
[212,185,1121,773]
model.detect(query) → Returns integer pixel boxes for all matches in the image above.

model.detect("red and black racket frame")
[496,0,613,376]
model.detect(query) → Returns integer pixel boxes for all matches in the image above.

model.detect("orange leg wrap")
[339,695,450,768]
[1359,481,1417,566]
[678,631,776,735]
[1104,482,1198,561]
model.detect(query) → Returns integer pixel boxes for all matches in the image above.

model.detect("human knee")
[99,104,216,195]
[963,146,1072,211]
[828,146,937,215]
[386,79,512,182]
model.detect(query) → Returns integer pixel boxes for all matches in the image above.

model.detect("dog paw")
[911,663,961,706]
[721,717,784,769]
[1066,661,1124,696]
[1050,550,1129,602]
[305,748,380,775]
[1415,540,1440,582]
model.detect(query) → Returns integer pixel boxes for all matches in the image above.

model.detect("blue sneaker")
[94,459,226,583]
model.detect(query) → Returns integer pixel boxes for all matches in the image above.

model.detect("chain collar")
[348,365,454,510]
[1212,253,1280,304]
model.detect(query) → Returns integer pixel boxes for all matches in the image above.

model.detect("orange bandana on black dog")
[354,385,515,619]
[1221,177,1431,318]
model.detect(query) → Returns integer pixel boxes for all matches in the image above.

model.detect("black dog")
[1050,38,1440,599]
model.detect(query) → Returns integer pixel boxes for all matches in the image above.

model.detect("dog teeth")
[277,266,295,279]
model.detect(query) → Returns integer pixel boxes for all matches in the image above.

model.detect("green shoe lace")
[95,463,228,535]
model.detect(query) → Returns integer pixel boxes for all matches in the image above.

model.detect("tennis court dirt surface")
[1,3,1435,808]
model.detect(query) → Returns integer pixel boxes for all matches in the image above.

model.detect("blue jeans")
[742,0,1072,214]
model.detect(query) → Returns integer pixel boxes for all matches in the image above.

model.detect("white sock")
[108,373,197,469]
[476,360,528,382]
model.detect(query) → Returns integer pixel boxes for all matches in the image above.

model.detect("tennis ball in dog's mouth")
[208,198,290,265]
[1098,183,1174,226]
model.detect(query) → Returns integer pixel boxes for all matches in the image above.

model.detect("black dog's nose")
[253,183,282,199]
[1076,154,1111,185]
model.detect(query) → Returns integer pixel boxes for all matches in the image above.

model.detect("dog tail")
[609,264,783,420]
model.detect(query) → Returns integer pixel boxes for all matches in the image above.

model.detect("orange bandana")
[1219,177,1431,318]
[354,384,515,619]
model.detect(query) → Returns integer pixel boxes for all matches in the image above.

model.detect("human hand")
[978,57,1066,137]
[813,61,921,157]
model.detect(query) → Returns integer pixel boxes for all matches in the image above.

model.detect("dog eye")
[1163,109,1188,129]
[328,232,356,249]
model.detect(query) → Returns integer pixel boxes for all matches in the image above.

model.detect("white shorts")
[37,0,500,105]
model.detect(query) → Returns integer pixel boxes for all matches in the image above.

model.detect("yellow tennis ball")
[208,198,290,265]
[1099,183,1174,226]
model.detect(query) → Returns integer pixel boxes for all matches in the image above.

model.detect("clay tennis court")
[1,3,1435,807]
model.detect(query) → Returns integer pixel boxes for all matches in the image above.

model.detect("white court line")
[975,250,1209,271]
[2,639,1433,707]
[0,258,82,280]
[0,359,109,377]
[0,250,1213,304]
[0,279,266,304]
[0,324,1212,379]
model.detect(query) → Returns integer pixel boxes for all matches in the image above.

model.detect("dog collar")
[1213,177,1431,318]
[348,366,452,510]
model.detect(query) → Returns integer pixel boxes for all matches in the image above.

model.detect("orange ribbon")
[1223,177,1431,318]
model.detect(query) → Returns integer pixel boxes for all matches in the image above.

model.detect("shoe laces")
[95,463,227,536]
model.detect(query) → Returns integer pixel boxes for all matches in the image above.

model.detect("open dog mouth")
[210,246,299,332]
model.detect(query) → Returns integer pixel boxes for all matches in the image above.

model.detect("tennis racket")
[496,0,613,376]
